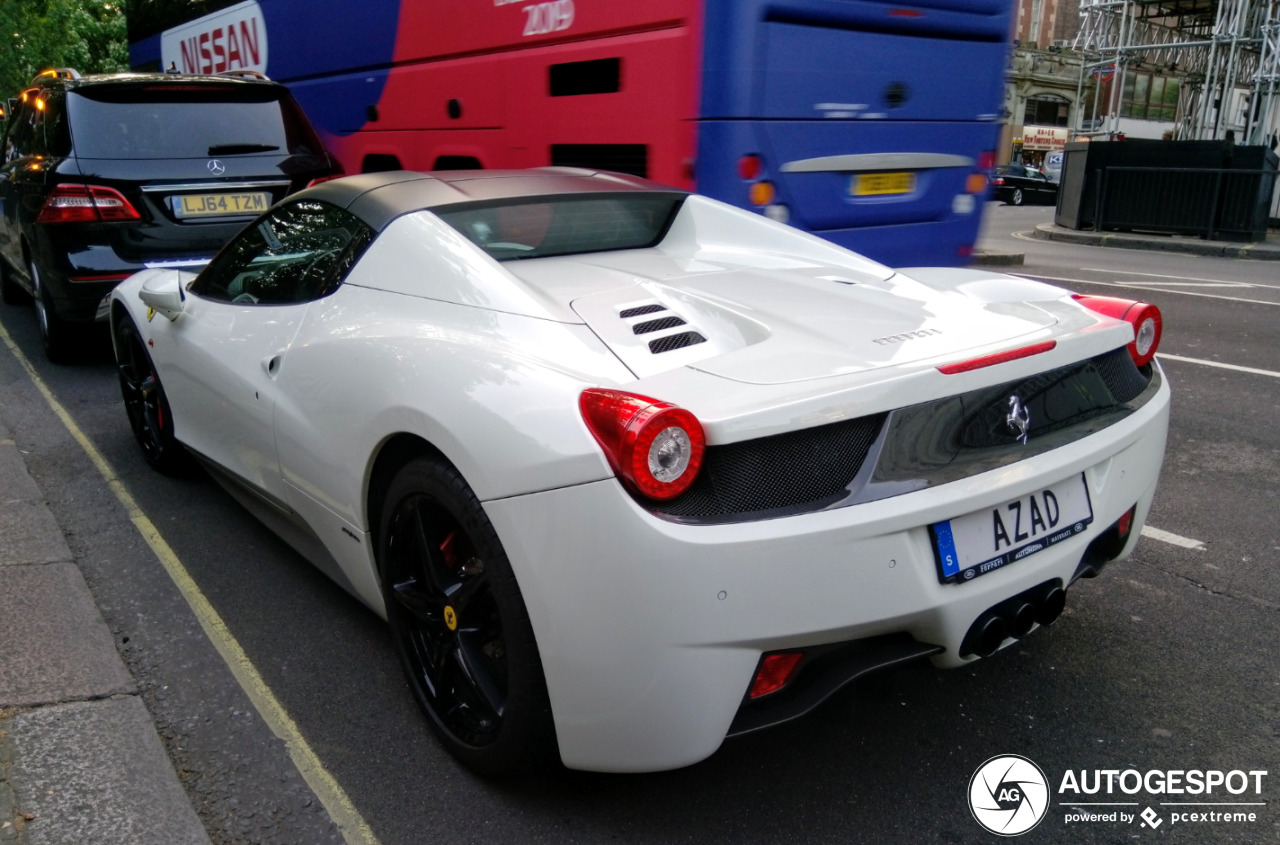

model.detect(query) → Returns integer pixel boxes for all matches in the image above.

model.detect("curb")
[1032,223,1280,261]
[971,248,1026,267]
[0,420,211,845]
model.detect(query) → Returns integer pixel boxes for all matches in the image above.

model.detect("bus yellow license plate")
[175,192,270,219]
[852,172,915,196]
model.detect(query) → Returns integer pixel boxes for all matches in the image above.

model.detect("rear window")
[435,194,684,261]
[66,84,321,160]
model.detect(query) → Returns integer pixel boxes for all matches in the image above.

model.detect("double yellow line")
[0,321,382,845]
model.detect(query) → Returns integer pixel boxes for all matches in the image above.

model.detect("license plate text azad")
[930,474,1093,583]
[993,489,1062,552]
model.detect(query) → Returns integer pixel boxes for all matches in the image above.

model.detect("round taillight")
[579,389,706,501]
[749,181,776,206]
[738,154,763,181]
[1072,295,1163,368]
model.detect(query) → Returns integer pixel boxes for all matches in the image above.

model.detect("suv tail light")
[307,156,346,189]
[1073,295,1163,367]
[579,389,705,501]
[37,184,141,224]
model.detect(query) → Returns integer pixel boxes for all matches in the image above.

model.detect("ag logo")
[968,754,1050,836]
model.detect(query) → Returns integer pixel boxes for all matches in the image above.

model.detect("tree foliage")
[0,0,128,99]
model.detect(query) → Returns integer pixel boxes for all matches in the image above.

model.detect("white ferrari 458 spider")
[108,168,1169,774]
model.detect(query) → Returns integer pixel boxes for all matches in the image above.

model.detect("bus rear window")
[436,194,684,260]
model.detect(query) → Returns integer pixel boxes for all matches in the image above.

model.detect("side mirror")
[138,272,186,321]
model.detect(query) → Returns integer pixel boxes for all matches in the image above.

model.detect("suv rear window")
[66,83,322,160]
[435,194,684,261]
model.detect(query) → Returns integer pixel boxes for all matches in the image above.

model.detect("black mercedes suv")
[0,69,341,361]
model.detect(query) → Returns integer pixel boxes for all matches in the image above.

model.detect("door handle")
[262,352,283,377]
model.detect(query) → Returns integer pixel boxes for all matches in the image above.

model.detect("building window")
[1121,73,1179,120]
[1023,96,1070,127]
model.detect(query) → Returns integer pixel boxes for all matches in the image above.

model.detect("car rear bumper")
[483,370,1170,772]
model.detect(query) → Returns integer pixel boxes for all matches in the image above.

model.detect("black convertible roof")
[303,168,685,232]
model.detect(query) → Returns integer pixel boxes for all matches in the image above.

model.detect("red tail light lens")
[579,389,706,501]
[938,340,1057,374]
[738,154,763,181]
[37,184,141,224]
[748,652,804,699]
[978,150,997,171]
[1073,295,1163,367]
[307,159,345,188]
[1117,505,1136,541]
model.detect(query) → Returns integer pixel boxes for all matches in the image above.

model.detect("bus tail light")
[749,181,776,206]
[1073,295,1163,367]
[738,155,763,181]
[966,173,988,193]
[579,388,705,501]
[37,184,141,224]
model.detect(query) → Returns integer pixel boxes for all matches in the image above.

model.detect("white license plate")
[931,474,1093,583]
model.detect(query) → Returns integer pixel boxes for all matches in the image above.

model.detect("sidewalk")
[1031,221,1280,260]
[0,417,210,844]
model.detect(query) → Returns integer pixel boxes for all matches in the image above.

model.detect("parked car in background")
[0,68,340,361]
[109,168,1169,775]
[992,164,1059,207]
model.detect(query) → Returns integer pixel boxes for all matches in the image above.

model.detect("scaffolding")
[1073,0,1280,145]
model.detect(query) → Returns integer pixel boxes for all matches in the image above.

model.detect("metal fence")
[1094,166,1278,241]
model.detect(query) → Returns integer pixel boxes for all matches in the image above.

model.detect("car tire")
[1010,188,1025,207]
[115,313,190,475]
[28,257,72,362]
[378,456,557,776]
[0,260,32,306]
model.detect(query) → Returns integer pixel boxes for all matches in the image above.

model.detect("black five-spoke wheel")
[379,456,554,774]
[116,315,188,474]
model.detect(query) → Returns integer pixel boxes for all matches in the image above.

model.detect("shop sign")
[1022,125,1070,150]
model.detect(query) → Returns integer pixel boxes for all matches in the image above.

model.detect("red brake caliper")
[439,529,459,569]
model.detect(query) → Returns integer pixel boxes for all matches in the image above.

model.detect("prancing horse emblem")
[1006,394,1031,445]
[207,159,226,175]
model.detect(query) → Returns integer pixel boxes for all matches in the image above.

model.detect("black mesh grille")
[1095,347,1151,402]
[653,414,886,522]
[649,332,706,354]
[633,316,687,334]
[620,304,666,318]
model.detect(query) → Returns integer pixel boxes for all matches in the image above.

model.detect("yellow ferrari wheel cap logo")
[444,605,457,631]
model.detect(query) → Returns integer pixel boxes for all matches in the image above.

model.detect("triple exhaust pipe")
[961,580,1066,658]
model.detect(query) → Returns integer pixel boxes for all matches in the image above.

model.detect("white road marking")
[1121,281,1254,288]
[1080,268,1261,287]
[1157,353,1280,379]
[1142,526,1206,551]
[1014,273,1280,307]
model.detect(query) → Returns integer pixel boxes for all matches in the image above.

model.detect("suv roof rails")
[33,68,81,83]
[216,69,270,81]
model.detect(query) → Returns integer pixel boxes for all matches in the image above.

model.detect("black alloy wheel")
[379,457,555,775]
[115,314,189,474]
[28,257,71,362]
